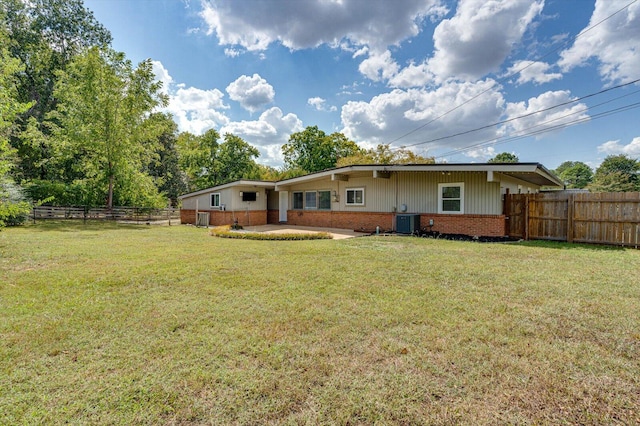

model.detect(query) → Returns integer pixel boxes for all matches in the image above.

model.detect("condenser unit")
[396,214,420,234]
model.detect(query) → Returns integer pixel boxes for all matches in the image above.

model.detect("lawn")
[1,222,639,425]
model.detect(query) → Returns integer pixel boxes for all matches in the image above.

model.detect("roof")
[274,163,563,189]
[178,163,563,199]
[178,180,276,200]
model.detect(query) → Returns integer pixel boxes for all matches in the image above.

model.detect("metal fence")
[31,206,181,224]
[505,192,640,248]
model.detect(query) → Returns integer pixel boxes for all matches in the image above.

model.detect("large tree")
[590,154,640,192]
[2,0,112,181]
[337,144,434,166]
[282,126,362,173]
[554,161,593,189]
[0,22,32,226]
[51,47,168,208]
[178,129,261,191]
[488,152,519,163]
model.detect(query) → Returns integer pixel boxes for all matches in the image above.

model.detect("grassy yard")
[1,222,639,425]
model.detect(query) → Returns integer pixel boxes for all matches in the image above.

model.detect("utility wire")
[385,0,639,147]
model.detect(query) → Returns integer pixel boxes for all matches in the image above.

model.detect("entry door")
[278,191,288,222]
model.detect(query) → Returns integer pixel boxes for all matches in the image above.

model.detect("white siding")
[181,186,269,211]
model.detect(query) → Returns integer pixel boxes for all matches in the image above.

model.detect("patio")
[242,224,366,240]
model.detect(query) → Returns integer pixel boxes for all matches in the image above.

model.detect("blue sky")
[84,0,640,170]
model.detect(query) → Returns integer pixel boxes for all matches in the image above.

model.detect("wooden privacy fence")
[31,206,180,224]
[505,192,640,247]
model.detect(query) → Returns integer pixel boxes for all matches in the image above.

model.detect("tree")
[0,22,33,226]
[2,0,112,181]
[51,47,168,208]
[554,161,593,189]
[144,113,188,207]
[488,152,519,163]
[590,154,640,192]
[337,144,434,166]
[282,126,362,173]
[178,130,261,191]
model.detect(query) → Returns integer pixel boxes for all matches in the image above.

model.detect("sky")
[83,0,640,170]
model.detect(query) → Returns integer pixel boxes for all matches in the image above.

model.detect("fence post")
[523,195,530,241]
[566,193,574,243]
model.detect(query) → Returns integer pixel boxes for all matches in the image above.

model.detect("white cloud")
[308,97,337,112]
[558,0,640,85]
[389,61,434,88]
[199,0,447,52]
[506,60,562,85]
[597,137,640,157]
[220,107,304,166]
[224,48,243,57]
[340,79,505,150]
[152,61,230,135]
[358,49,400,82]
[225,74,275,113]
[503,90,590,138]
[427,0,544,82]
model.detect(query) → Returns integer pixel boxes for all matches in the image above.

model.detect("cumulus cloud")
[597,137,640,157]
[152,61,230,134]
[340,79,505,150]
[220,107,304,165]
[225,74,275,113]
[427,0,544,82]
[200,0,447,52]
[505,60,563,85]
[503,90,590,138]
[558,0,640,85]
[307,97,337,112]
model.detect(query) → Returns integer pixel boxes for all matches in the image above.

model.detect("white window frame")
[438,182,464,214]
[304,191,317,209]
[345,187,365,206]
[210,192,221,208]
[292,191,304,210]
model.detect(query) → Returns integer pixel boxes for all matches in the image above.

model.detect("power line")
[385,0,639,147]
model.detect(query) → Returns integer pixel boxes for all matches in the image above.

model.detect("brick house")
[179,163,562,237]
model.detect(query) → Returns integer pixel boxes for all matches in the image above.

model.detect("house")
[179,163,563,236]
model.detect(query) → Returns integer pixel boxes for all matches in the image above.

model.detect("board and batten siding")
[181,186,269,211]
[283,171,505,215]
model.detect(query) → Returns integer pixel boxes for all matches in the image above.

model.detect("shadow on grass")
[518,239,629,251]
[21,220,164,232]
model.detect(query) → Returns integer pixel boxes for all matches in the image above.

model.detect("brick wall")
[180,209,267,227]
[267,209,280,224]
[286,210,394,232]
[420,214,506,237]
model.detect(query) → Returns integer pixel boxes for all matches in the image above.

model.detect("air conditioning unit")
[396,214,420,234]
[196,212,210,227]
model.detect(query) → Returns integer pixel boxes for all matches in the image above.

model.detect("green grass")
[1,222,639,425]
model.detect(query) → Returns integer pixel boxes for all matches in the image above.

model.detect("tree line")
[1,0,637,228]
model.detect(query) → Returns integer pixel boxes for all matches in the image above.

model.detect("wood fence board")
[506,192,640,247]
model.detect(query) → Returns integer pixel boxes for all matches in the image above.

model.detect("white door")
[278,191,288,222]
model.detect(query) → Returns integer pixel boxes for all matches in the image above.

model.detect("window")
[292,192,304,209]
[210,193,220,208]
[346,188,364,206]
[438,183,464,214]
[305,191,317,209]
[242,191,257,202]
[318,190,331,210]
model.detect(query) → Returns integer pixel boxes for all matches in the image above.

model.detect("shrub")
[209,225,332,241]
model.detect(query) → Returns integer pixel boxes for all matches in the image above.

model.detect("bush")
[209,225,332,241]
[0,181,31,228]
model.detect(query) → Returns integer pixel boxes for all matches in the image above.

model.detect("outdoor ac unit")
[396,214,420,234]
[196,212,210,227]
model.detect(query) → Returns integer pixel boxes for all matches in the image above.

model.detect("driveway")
[242,224,365,239]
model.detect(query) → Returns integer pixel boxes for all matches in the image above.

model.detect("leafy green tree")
[51,47,168,208]
[144,113,188,207]
[590,154,640,192]
[178,130,261,191]
[337,144,434,166]
[282,126,362,173]
[488,152,519,163]
[2,0,112,181]
[554,161,593,189]
[0,22,32,226]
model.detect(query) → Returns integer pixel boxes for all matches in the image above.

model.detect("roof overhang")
[274,163,563,190]
[178,180,276,200]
